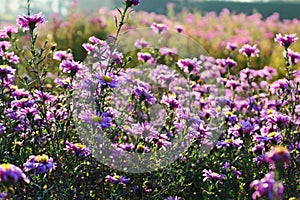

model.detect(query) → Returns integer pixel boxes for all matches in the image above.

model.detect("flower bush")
[0,0,299,199]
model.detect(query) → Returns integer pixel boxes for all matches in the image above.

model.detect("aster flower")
[274,33,298,48]
[159,47,178,56]
[80,110,112,129]
[265,146,291,167]
[217,137,243,149]
[6,52,20,64]
[175,25,183,33]
[0,65,16,77]
[202,169,226,183]
[216,57,237,68]
[53,50,73,61]
[134,39,150,49]
[23,155,55,175]
[151,23,169,35]
[59,60,83,74]
[124,0,140,7]
[0,163,29,184]
[98,73,118,88]
[177,58,201,74]
[239,44,260,57]
[226,42,238,51]
[250,171,284,200]
[161,94,180,109]
[105,174,130,184]
[17,12,47,31]
[137,52,155,64]
[284,49,300,65]
[134,85,156,104]
[64,141,90,157]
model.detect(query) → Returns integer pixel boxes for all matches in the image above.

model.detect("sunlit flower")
[0,163,29,184]
[239,44,260,57]
[59,60,83,74]
[23,155,55,175]
[64,141,90,157]
[105,174,130,184]
[53,50,73,61]
[265,146,291,166]
[137,52,155,64]
[98,73,118,88]
[202,169,226,183]
[274,33,298,48]
[17,12,46,31]
[151,23,169,34]
[134,39,150,49]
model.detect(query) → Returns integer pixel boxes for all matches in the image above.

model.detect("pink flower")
[17,12,47,31]
[274,33,298,48]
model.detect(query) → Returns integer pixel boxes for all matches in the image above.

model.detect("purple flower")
[202,169,226,183]
[98,73,118,88]
[0,65,16,77]
[265,146,291,166]
[134,85,156,104]
[274,33,298,48]
[80,110,112,129]
[216,57,237,68]
[250,171,284,200]
[124,0,140,6]
[105,174,130,184]
[239,44,260,57]
[151,23,169,35]
[217,137,243,149]
[137,52,155,64]
[285,49,300,65]
[64,141,90,157]
[177,58,201,74]
[53,50,73,61]
[226,42,238,51]
[0,163,29,184]
[6,52,20,64]
[0,26,18,38]
[241,120,254,134]
[159,47,178,56]
[23,155,55,175]
[175,25,183,33]
[59,60,82,74]
[161,94,180,109]
[17,12,47,31]
[135,39,150,49]
[0,123,5,135]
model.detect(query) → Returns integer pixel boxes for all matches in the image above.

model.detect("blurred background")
[1,0,300,21]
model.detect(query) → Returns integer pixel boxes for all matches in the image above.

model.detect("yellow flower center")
[226,111,233,116]
[113,175,120,180]
[75,143,86,149]
[102,75,112,83]
[92,115,102,123]
[225,139,233,143]
[1,163,11,170]
[268,132,277,138]
[36,155,49,163]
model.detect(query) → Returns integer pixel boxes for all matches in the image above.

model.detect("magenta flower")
[134,39,150,49]
[0,163,29,184]
[105,174,130,184]
[239,44,260,57]
[134,85,156,104]
[137,52,155,64]
[64,141,90,157]
[202,169,226,183]
[59,60,82,74]
[226,42,238,51]
[284,49,300,65]
[175,25,183,33]
[151,23,169,34]
[216,57,237,68]
[124,0,140,7]
[177,58,201,74]
[159,47,178,56]
[17,12,46,31]
[250,171,284,200]
[274,33,298,48]
[53,50,73,61]
[23,155,55,175]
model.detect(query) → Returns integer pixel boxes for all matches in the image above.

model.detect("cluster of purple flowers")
[0,163,29,184]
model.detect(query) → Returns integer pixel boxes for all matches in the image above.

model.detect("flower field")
[0,0,299,199]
